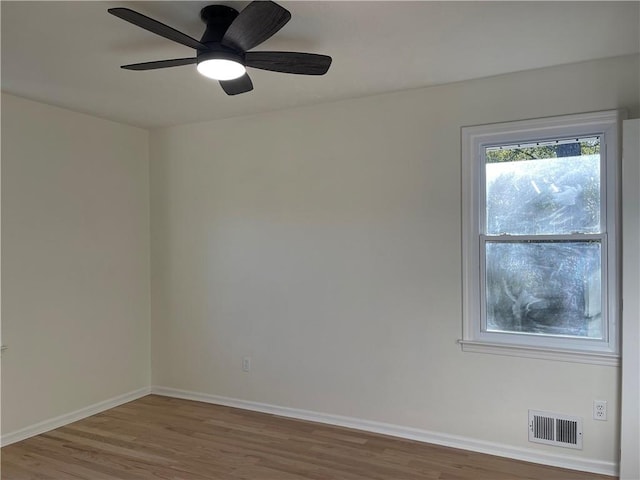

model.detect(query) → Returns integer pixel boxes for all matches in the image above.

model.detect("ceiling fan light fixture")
[197,58,246,81]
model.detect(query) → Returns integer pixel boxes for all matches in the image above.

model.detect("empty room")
[1,1,639,479]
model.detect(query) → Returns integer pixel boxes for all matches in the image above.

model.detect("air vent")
[528,410,583,449]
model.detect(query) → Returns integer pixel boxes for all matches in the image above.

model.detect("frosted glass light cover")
[197,59,246,81]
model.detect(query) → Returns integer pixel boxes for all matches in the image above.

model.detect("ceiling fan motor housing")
[197,5,244,68]
[196,45,244,66]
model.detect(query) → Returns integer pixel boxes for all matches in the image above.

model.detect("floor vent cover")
[528,410,583,449]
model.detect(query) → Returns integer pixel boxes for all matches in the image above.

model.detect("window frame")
[461,111,624,365]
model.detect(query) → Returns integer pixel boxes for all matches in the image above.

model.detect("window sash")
[477,234,608,351]
[479,141,606,237]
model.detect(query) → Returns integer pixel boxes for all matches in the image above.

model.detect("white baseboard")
[1,386,151,447]
[151,386,617,477]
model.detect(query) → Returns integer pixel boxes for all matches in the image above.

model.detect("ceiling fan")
[108,1,332,95]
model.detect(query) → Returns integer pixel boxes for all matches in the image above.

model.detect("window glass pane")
[485,137,600,235]
[485,241,602,339]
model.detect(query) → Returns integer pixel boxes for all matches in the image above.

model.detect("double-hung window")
[461,111,623,365]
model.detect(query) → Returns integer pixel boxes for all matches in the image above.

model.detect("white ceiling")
[2,1,638,128]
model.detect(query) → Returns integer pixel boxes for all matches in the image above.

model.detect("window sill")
[458,340,620,366]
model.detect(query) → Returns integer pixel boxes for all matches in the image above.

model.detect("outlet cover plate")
[593,400,607,421]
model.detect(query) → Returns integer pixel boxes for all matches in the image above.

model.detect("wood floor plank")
[1,395,615,480]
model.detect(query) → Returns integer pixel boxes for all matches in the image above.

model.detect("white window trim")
[461,110,625,366]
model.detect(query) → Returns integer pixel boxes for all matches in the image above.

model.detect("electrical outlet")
[242,356,251,372]
[593,400,607,421]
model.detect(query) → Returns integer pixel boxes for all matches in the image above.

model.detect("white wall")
[1,94,150,435]
[150,54,639,470]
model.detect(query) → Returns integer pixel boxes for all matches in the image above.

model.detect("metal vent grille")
[528,410,582,449]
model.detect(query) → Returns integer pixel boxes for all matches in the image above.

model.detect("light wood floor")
[2,395,614,480]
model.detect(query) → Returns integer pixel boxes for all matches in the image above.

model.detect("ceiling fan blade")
[221,1,291,52]
[219,74,254,95]
[108,8,207,51]
[121,58,197,71]
[245,52,332,75]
